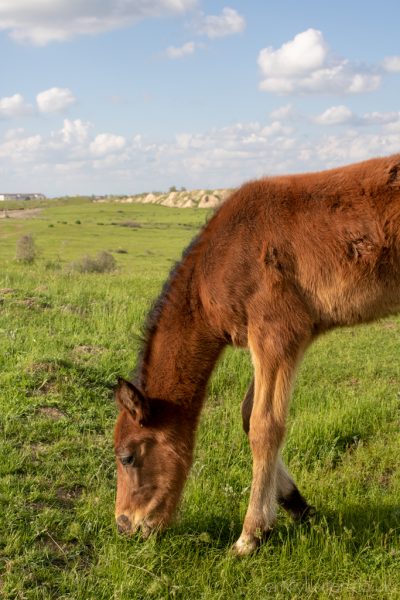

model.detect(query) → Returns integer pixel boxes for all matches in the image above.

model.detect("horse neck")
[138,283,224,410]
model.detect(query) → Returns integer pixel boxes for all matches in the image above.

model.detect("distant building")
[0,193,46,201]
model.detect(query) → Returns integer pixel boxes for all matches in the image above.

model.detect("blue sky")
[1,0,400,196]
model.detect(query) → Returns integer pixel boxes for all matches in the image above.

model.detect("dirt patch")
[37,406,66,420]
[378,468,395,488]
[29,501,49,511]
[0,288,17,295]
[346,377,360,387]
[381,321,397,330]
[36,533,74,563]
[73,344,104,356]
[34,381,58,395]
[56,485,85,506]
[30,442,47,458]
[15,297,51,309]
[0,208,42,219]
[27,362,59,375]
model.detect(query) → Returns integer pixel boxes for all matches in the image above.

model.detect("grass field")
[1,199,400,599]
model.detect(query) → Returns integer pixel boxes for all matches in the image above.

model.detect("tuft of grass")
[15,233,37,264]
[69,251,117,274]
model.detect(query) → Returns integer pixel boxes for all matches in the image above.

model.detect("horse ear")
[115,378,150,425]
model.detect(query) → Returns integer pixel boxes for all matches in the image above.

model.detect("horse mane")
[134,224,210,390]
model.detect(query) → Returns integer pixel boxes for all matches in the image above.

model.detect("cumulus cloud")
[90,133,126,156]
[315,105,400,127]
[37,87,76,113]
[166,41,196,59]
[0,133,42,161]
[382,56,400,73]
[1,110,399,195]
[315,105,355,125]
[58,119,92,144]
[0,93,32,118]
[0,0,197,45]
[258,29,381,95]
[195,7,245,38]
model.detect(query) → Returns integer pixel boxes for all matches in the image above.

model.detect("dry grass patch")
[36,406,66,420]
[69,251,117,273]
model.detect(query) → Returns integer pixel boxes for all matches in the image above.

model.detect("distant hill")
[96,189,233,209]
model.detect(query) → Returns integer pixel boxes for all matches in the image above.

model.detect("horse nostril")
[117,514,132,534]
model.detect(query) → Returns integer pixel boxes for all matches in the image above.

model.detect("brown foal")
[114,154,400,555]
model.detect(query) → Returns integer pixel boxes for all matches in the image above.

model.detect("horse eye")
[120,454,137,467]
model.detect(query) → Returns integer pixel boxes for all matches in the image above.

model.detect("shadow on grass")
[162,498,400,555]
[321,500,400,536]
[163,513,242,550]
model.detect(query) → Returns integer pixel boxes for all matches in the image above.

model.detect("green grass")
[1,199,400,599]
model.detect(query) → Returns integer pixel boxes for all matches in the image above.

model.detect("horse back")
[197,154,400,343]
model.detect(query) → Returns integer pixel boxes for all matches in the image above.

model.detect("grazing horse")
[114,154,400,555]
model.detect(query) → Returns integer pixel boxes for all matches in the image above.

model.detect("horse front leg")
[241,380,311,522]
[234,332,309,555]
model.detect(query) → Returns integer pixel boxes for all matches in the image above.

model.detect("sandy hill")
[102,189,233,209]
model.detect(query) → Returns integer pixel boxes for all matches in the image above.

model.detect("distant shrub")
[15,234,37,264]
[69,251,117,274]
[48,224,54,228]
[75,220,81,225]
[116,221,141,228]
[114,248,128,254]
[45,258,62,271]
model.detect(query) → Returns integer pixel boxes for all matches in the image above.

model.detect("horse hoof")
[293,504,317,523]
[231,535,259,556]
[116,514,133,535]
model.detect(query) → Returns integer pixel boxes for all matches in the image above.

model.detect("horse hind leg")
[276,458,313,521]
[241,380,312,521]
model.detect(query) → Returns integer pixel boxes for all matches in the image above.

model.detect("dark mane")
[134,223,208,390]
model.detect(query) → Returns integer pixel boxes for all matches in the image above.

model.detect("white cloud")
[59,119,92,144]
[166,41,196,59]
[0,93,32,118]
[315,105,355,125]
[313,131,400,165]
[90,133,126,156]
[261,121,293,137]
[196,7,245,39]
[258,29,381,95]
[385,121,400,133]
[363,111,400,126]
[4,128,26,140]
[382,56,400,73]
[269,104,296,121]
[1,111,399,195]
[0,133,42,161]
[0,0,197,45]
[315,105,400,127]
[37,87,76,113]
[259,29,328,78]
